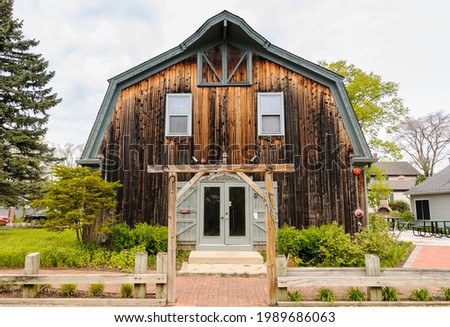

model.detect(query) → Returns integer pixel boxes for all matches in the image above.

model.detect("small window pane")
[261,115,281,134]
[169,116,188,134]
[168,97,189,114]
[260,94,282,114]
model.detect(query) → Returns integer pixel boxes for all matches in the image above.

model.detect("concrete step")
[188,251,264,265]
[179,263,267,276]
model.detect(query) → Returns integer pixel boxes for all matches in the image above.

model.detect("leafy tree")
[366,165,391,210]
[394,111,450,176]
[32,166,122,243]
[320,60,408,160]
[0,1,61,205]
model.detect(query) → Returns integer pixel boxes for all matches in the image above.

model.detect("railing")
[276,254,450,305]
[0,252,168,306]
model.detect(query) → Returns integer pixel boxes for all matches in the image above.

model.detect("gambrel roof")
[406,165,450,195]
[78,10,374,165]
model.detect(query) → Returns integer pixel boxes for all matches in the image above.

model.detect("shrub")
[60,284,77,297]
[110,223,168,254]
[410,288,433,301]
[109,245,147,272]
[381,287,400,301]
[389,200,410,212]
[345,287,366,301]
[89,283,105,297]
[316,222,361,267]
[277,222,361,267]
[441,288,450,301]
[120,284,134,298]
[287,290,303,302]
[317,288,335,302]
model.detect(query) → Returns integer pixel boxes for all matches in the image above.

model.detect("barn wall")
[100,54,364,232]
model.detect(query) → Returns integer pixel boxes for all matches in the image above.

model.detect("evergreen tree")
[0,0,61,205]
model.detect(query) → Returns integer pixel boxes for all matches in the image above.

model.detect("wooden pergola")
[147,164,295,305]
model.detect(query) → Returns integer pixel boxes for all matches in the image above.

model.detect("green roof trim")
[80,10,373,163]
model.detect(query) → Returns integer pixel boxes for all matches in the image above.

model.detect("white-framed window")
[165,93,192,137]
[257,92,285,136]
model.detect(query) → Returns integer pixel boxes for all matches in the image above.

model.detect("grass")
[0,228,189,271]
[410,288,433,301]
[317,288,335,302]
[0,229,93,268]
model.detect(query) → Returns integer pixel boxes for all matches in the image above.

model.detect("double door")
[199,183,250,247]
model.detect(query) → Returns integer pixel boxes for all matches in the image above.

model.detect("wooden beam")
[0,274,167,285]
[176,172,205,201]
[236,172,264,198]
[148,164,295,174]
[167,172,177,304]
[265,170,277,306]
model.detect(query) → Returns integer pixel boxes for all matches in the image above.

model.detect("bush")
[277,215,412,268]
[389,200,410,212]
[109,245,147,272]
[110,223,168,254]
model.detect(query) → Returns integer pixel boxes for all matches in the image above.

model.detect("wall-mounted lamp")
[250,155,259,164]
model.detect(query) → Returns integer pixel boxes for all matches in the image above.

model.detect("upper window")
[415,199,430,220]
[165,94,192,137]
[198,42,252,86]
[257,92,285,136]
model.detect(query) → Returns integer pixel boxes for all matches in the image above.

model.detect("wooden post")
[156,252,168,301]
[134,252,148,299]
[365,254,382,301]
[265,170,277,306]
[23,252,40,298]
[276,255,288,301]
[167,172,177,303]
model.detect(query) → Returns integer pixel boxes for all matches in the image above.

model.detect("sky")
[12,0,450,154]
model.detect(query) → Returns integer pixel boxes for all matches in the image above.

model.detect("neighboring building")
[372,161,420,205]
[78,11,375,250]
[406,165,450,221]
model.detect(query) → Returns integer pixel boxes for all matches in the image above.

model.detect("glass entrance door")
[200,183,249,247]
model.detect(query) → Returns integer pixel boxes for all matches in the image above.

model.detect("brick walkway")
[411,245,450,268]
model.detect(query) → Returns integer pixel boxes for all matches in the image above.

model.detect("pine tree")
[0,0,61,205]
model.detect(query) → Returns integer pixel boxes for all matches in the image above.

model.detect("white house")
[405,165,450,221]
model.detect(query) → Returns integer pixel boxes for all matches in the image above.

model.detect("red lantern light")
[354,209,364,218]
[352,167,362,175]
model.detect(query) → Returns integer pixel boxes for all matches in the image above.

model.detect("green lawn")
[0,228,104,268]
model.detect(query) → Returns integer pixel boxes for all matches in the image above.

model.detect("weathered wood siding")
[101,54,365,232]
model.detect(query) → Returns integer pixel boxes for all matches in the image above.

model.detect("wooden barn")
[78,11,375,251]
